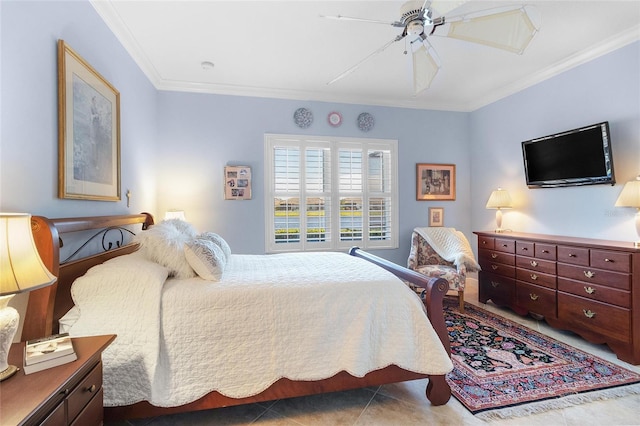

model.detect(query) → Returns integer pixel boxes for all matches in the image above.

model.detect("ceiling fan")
[322,0,540,94]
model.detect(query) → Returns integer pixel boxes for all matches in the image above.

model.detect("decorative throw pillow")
[132,221,196,279]
[184,239,226,281]
[198,232,231,262]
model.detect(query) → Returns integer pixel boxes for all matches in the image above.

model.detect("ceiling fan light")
[447,7,538,54]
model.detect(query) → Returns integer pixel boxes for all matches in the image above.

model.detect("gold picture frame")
[416,163,456,201]
[224,166,252,200]
[58,40,120,201]
[429,207,444,227]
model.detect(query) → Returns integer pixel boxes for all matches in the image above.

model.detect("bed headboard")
[22,213,154,341]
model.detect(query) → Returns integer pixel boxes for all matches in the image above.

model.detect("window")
[264,134,398,252]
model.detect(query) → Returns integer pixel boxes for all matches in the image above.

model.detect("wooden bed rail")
[22,213,154,341]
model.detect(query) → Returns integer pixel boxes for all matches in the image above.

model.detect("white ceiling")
[91,0,640,112]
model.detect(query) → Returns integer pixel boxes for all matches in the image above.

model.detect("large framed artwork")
[58,40,120,201]
[416,163,456,201]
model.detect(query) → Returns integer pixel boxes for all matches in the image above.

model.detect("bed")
[23,213,453,421]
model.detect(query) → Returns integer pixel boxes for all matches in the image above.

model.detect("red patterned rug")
[444,300,640,420]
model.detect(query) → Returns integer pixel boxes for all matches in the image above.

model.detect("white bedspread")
[68,251,453,407]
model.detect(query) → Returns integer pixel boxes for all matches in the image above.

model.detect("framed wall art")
[416,163,456,201]
[429,207,444,227]
[224,165,252,200]
[58,40,121,201]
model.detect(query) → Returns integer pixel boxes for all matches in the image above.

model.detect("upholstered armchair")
[407,228,480,312]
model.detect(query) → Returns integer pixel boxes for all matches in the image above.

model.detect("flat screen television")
[522,121,615,188]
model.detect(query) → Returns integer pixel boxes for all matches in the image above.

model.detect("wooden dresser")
[474,231,640,365]
[0,334,115,425]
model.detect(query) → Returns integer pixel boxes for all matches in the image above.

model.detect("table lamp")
[0,213,56,381]
[486,188,513,233]
[164,210,186,221]
[615,175,640,247]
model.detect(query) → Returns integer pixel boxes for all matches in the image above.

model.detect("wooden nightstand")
[0,334,115,425]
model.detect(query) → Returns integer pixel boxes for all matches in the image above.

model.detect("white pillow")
[133,221,196,279]
[184,239,226,281]
[162,218,198,238]
[198,232,231,262]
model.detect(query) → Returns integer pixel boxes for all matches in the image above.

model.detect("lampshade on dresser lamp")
[486,188,513,233]
[615,175,640,247]
[0,213,56,381]
[164,210,186,221]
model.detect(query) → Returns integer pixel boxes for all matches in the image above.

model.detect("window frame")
[264,133,398,253]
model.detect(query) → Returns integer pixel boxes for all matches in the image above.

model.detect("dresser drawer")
[516,256,556,275]
[516,241,534,257]
[479,250,515,267]
[478,236,495,250]
[535,243,557,260]
[558,292,631,343]
[590,250,631,273]
[557,245,590,266]
[494,238,515,253]
[516,282,556,318]
[479,259,515,277]
[67,362,102,423]
[557,263,630,290]
[479,271,515,305]
[557,277,630,308]
[517,268,556,289]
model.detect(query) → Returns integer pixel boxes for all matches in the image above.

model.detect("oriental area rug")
[443,300,640,420]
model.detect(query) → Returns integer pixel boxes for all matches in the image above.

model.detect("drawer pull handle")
[584,270,595,279]
[542,249,549,253]
[583,309,596,319]
[521,247,528,251]
[502,244,508,248]
[530,260,538,267]
[482,240,487,245]
[584,286,596,294]
[569,254,577,257]
[491,253,498,259]
[491,265,499,270]
[604,258,613,263]
[60,388,70,396]
[530,274,538,280]
[87,384,97,393]
[491,281,500,288]
[529,293,539,301]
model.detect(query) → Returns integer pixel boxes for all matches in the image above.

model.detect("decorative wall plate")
[328,111,342,127]
[357,112,375,132]
[293,107,313,128]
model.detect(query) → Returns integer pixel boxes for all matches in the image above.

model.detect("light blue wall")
[0,0,159,218]
[157,92,470,264]
[2,1,639,268]
[470,41,640,243]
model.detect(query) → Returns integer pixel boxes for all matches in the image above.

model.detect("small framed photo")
[416,163,456,201]
[429,207,444,227]
[58,40,121,201]
[224,166,252,200]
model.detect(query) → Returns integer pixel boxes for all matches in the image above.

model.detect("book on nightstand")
[23,333,77,374]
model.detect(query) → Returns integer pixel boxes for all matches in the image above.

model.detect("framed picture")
[429,207,444,227]
[58,40,120,201]
[416,163,456,201]
[224,166,252,200]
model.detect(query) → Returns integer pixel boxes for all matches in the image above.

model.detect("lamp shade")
[615,176,640,208]
[164,210,186,221]
[486,188,513,209]
[0,213,56,296]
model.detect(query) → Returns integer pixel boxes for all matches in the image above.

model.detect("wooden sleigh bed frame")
[23,213,452,421]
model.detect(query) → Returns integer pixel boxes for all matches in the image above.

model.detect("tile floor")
[107,277,640,426]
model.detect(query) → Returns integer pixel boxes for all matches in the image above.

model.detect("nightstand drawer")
[68,362,102,423]
[71,387,103,426]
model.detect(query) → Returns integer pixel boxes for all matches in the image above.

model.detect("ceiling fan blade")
[319,14,404,28]
[430,0,469,16]
[412,38,441,94]
[327,35,404,86]
[441,6,539,54]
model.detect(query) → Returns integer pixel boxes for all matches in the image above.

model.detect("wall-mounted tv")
[522,121,615,188]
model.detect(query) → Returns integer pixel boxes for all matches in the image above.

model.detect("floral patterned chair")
[407,230,475,312]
